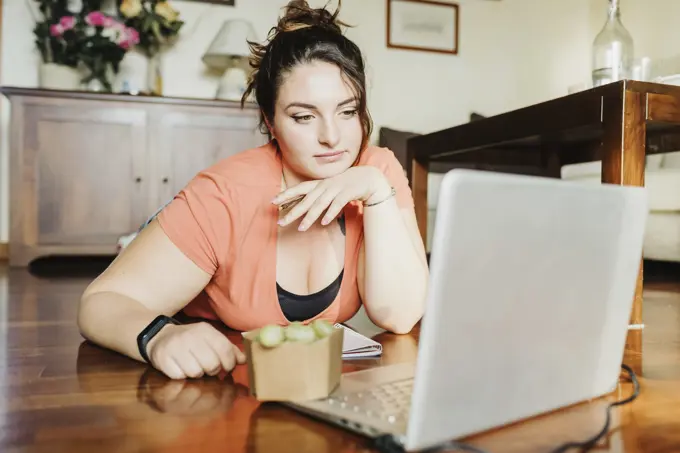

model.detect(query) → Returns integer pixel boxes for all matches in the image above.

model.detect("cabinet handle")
[162,177,169,184]
[135,177,142,183]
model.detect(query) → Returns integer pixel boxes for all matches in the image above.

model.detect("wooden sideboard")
[1,87,267,266]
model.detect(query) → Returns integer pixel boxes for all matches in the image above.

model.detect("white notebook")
[335,323,383,359]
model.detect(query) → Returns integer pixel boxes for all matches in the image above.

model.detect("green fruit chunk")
[311,319,334,339]
[257,324,284,348]
[285,322,317,343]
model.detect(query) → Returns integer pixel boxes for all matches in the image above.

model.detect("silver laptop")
[285,169,648,452]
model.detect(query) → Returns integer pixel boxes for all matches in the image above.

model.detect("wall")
[0,0,593,243]
[164,0,523,131]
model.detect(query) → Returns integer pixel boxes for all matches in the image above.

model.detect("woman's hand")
[146,322,246,380]
[273,166,393,231]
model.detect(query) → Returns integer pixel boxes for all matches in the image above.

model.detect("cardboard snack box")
[243,325,344,402]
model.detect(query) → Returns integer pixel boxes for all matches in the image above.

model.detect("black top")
[277,216,345,321]
[277,269,344,322]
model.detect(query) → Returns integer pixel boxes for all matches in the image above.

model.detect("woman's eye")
[341,109,358,117]
[293,115,314,123]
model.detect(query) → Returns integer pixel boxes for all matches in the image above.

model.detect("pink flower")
[118,27,140,49]
[85,11,107,27]
[102,16,120,28]
[59,16,75,31]
[49,24,64,36]
[127,28,140,44]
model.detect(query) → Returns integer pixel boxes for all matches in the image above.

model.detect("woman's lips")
[314,150,346,163]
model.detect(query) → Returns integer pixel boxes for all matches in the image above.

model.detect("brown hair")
[241,0,373,153]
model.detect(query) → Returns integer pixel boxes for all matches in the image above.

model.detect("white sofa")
[425,152,680,262]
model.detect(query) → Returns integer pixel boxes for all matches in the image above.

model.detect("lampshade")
[202,19,258,70]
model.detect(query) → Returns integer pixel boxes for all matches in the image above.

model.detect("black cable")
[549,363,639,453]
[373,364,640,453]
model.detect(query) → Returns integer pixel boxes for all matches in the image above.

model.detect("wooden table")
[406,80,680,353]
[3,266,680,452]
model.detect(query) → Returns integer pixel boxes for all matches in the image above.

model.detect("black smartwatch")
[137,315,180,363]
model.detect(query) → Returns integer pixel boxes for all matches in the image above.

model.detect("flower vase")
[39,63,83,91]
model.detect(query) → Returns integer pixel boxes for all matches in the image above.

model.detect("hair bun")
[276,0,346,35]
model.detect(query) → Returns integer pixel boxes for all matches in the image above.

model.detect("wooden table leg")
[541,139,562,179]
[601,87,646,356]
[406,146,429,248]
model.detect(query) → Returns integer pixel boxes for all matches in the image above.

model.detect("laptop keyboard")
[325,378,413,425]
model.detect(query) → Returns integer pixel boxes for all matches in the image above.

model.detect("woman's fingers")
[161,356,188,380]
[190,338,223,376]
[278,195,305,212]
[174,347,206,379]
[298,187,342,231]
[272,180,318,206]
[232,344,246,364]
[202,325,242,372]
[278,185,326,227]
[321,191,353,225]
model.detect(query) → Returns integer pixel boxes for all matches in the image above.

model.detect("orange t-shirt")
[157,141,414,332]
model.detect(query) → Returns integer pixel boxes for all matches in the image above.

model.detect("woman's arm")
[357,172,429,334]
[78,219,245,378]
[78,219,208,359]
[272,153,429,334]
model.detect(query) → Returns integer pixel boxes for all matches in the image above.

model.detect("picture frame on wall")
[386,0,459,55]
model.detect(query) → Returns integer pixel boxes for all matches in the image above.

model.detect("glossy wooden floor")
[2,264,680,453]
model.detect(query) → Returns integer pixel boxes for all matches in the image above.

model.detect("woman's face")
[270,60,364,181]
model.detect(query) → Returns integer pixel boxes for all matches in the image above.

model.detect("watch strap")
[137,315,180,363]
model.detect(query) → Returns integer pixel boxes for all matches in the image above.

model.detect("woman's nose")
[318,119,341,148]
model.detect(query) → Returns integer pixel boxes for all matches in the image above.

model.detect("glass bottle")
[591,0,634,87]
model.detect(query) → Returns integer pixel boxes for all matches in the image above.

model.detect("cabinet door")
[20,103,148,248]
[153,107,266,205]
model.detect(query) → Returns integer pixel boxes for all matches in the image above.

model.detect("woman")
[77,0,429,380]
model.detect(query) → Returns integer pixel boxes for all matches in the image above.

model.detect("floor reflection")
[74,339,381,452]
[75,341,259,451]
[246,403,372,453]
[136,366,249,415]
